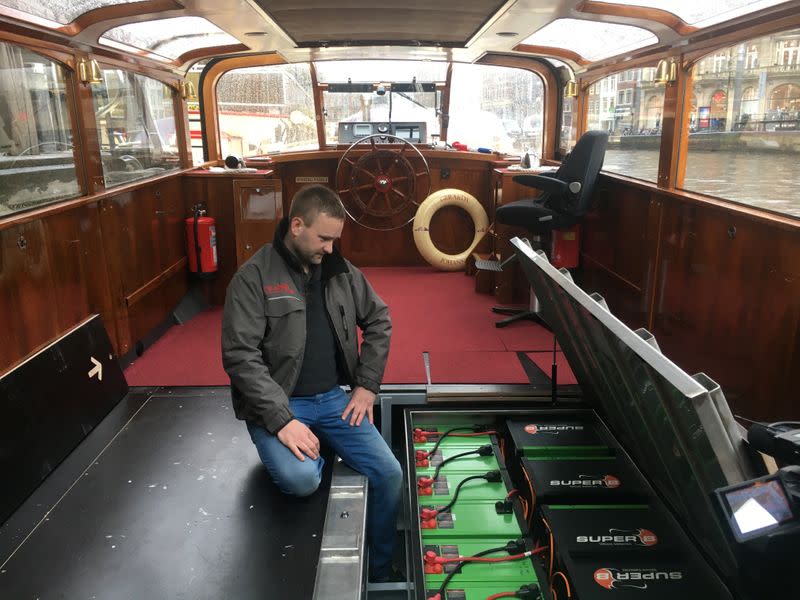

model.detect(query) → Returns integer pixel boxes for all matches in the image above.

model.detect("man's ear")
[289,216,305,236]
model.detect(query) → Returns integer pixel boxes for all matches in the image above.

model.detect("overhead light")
[244,31,269,37]
[654,58,677,86]
[496,31,519,37]
[78,58,102,85]
[564,80,577,98]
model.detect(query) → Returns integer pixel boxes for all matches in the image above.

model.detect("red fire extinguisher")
[186,204,218,276]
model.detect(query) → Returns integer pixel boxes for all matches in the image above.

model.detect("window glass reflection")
[0,42,80,217]
[585,65,665,183]
[92,69,180,187]
[683,29,800,217]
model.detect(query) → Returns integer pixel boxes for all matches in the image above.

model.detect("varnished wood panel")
[0,203,118,374]
[234,179,283,266]
[127,266,187,348]
[0,221,60,372]
[181,176,240,306]
[651,201,800,421]
[99,178,188,354]
[579,175,659,324]
[580,175,800,421]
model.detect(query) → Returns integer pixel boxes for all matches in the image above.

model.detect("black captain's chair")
[489,130,608,327]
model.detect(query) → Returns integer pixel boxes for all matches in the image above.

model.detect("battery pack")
[522,456,650,504]
[507,417,610,458]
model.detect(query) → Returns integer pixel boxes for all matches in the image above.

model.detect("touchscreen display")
[725,479,794,535]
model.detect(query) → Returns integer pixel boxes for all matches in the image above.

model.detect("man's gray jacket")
[221,221,392,434]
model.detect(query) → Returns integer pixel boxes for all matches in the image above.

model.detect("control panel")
[338,121,427,144]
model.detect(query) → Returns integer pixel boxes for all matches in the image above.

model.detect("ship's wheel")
[335,134,431,230]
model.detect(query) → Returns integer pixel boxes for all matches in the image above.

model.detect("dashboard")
[338,121,427,144]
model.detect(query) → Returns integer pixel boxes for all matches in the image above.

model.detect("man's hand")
[341,387,375,426]
[277,419,320,461]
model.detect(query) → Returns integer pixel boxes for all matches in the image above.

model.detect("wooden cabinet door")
[233,179,283,267]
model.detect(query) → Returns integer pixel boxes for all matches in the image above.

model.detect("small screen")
[395,127,415,140]
[354,123,372,136]
[725,479,794,535]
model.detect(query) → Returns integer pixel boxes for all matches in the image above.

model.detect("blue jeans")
[246,386,402,578]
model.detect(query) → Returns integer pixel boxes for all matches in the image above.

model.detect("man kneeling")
[222,184,403,583]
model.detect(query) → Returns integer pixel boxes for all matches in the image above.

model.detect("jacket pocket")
[263,296,304,366]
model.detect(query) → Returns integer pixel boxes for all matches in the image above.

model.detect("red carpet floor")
[124,267,575,386]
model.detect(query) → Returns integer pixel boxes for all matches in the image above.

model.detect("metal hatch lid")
[509,237,757,582]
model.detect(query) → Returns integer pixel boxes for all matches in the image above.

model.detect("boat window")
[596,0,791,29]
[216,63,317,157]
[0,42,80,217]
[91,68,180,188]
[682,29,800,218]
[448,63,544,156]
[520,19,657,62]
[317,60,444,146]
[0,0,146,26]
[585,65,665,183]
[100,17,241,62]
[559,95,577,156]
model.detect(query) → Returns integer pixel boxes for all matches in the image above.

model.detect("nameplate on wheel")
[295,176,329,183]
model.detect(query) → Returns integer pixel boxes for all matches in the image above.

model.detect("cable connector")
[477,444,493,456]
[514,583,541,599]
[418,476,434,487]
[416,450,429,460]
[484,470,502,482]
[420,507,439,520]
[495,499,514,514]
[505,539,527,554]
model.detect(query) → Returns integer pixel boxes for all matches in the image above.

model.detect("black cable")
[424,426,474,459]
[437,474,487,515]
[430,445,493,482]
[435,544,509,599]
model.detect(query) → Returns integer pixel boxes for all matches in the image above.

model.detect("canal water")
[603,149,800,218]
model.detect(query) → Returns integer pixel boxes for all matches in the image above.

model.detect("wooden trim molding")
[125,257,188,307]
[578,1,696,36]
[513,44,589,67]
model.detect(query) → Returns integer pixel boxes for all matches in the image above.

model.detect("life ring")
[412,188,489,271]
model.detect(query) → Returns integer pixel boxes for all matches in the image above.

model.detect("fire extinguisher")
[186,204,218,277]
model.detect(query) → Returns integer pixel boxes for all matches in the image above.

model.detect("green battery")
[423,583,543,600]
[416,471,508,503]
[413,423,497,447]
[423,538,538,585]
[415,447,501,474]
[420,501,523,539]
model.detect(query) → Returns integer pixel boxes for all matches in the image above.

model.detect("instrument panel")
[338,121,427,144]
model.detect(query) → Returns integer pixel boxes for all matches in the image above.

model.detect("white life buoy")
[412,188,489,271]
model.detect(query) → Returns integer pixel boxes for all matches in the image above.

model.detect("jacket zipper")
[339,305,349,340]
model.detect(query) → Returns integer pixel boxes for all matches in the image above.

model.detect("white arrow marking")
[88,357,103,381]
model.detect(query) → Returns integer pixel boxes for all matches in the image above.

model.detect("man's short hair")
[289,185,346,224]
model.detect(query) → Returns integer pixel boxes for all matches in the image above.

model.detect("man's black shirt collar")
[273,217,349,281]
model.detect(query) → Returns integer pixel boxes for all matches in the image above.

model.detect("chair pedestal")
[491,287,549,329]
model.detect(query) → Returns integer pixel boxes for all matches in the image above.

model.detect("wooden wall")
[580,175,800,421]
[4,156,797,426]
[0,177,189,373]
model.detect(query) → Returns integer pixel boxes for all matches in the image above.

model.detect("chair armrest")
[511,174,569,195]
